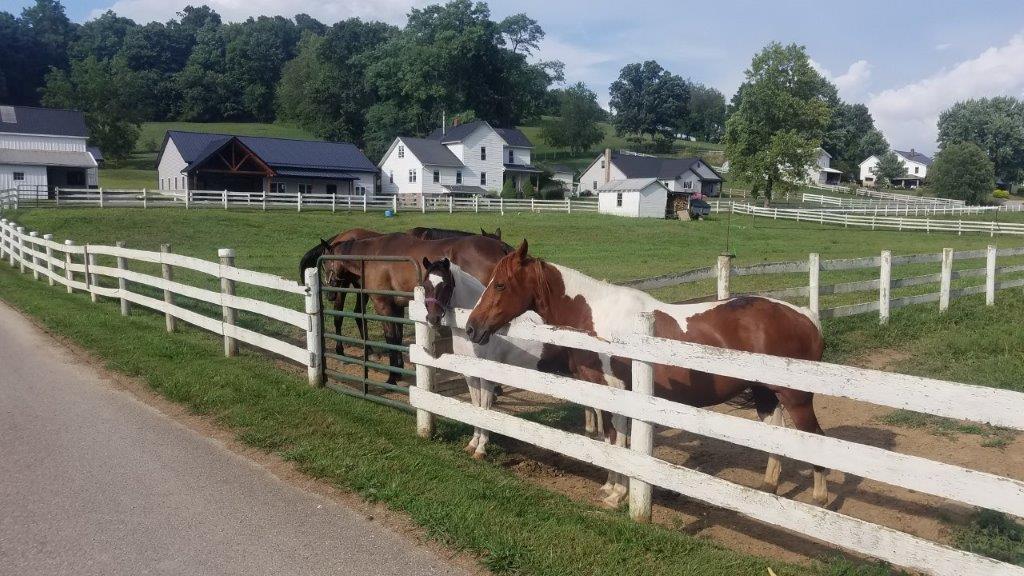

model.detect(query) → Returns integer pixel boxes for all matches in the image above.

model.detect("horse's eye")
[495,283,506,292]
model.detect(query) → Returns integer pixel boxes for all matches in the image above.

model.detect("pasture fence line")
[730,202,1024,237]
[800,193,1019,214]
[812,183,966,206]
[408,300,1024,576]
[0,217,321,386]
[624,244,1024,323]
[0,187,598,215]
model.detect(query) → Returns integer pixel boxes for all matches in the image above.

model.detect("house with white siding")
[597,178,669,218]
[378,120,540,196]
[859,149,932,188]
[157,131,377,196]
[806,148,842,185]
[579,149,722,197]
[0,105,98,195]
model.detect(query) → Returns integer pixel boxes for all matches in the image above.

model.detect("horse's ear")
[422,256,432,270]
[480,228,486,236]
[441,258,451,269]
[494,227,501,239]
[320,238,330,247]
[515,239,529,261]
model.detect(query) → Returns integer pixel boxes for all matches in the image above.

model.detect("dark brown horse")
[465,241,828,507]
[329,233,513,383]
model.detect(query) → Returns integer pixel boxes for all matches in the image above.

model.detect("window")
[600,159,605,169]
[616,193,623,207]
[408,169,417,183]
[355,185,367,195]
[508,149,514,163]
[914,166,919,174]
[480,146,486,160]
[398,145,404,158]
[326,184,337,195]
[12,171,24,181]
[298,183,312,194]
[682,180,693,190]
[272,182,286,193]
[592,180,597,190]
[433,170,440,183]
[389,171,393,184]
[456,171,462,184]
[480,172,487,186]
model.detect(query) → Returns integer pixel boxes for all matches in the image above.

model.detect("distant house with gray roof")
[0,105,99,193]
[379,120,539,196]
[579,149,722,197]
[859,149,933,188]
[157,131,378,196]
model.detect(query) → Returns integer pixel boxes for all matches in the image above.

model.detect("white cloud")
[90,0,424,25]
[867,33,1024,152]
[810,58,873,101]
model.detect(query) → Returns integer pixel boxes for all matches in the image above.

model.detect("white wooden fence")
[623,245,1024,323]
[409,295,1024,576]
[0,217,323,384]
[815,184,967,206]
[800,193,1018,214]
[0,188,598,215]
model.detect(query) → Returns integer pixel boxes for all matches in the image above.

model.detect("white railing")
[408,296,1024,576]
[847,186,965,206]
[622,246,1024,323]
[732,203,1024,236]
[801,193,1018,214]
[0,217,322,385]
[0,188,598,215]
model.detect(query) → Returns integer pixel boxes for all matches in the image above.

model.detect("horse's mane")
[298,241,329,284]
[408,227,475,240]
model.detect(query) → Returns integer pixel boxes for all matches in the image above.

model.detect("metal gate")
[317,254,421,411]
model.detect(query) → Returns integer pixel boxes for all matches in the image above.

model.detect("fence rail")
[408,297,1024,576]
[0,188,597,215]
[0,217,321,383]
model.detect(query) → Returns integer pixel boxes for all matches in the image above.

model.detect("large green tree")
[937,97,1024,188]
[931,142,995,204]
[0,0,76,105]
[42,56,143,160]
[870,151,907,188]
[823,101,889,177]
[723,42,831,201]
[609,60,688,145]
[685,83,726,142]
[540,82,604,155]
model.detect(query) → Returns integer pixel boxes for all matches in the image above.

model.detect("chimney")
[603,148,611,183]
[453,117,461,127]
[441,110,446,135]
[910,148,916,155]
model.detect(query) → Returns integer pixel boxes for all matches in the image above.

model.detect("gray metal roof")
[494,127,533,148]
[87,146,103,162]
[442,184,489,195]
[275,169,358,180]
[400,137,464,167]
[503,163,542,173]
[0,149,96,168]
[164,130,377,174]
[607,151,722,181]
[598,177,665,193]
[0,105,89,137]
[427,120,533,148]
[894,149,933,166]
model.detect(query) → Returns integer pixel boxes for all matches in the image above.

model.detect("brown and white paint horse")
[465,241,828,508]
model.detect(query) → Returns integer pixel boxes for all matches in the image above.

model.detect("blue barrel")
[384,209,394,218]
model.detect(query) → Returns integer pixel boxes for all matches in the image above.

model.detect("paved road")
[0,301,471,576]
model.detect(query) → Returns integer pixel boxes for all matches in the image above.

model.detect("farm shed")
[157,131,378,196]
[0,105,98,194]
[598,178,668,218]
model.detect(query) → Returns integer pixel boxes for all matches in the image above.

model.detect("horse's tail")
[728,385,779,413]
[298,241,329,285]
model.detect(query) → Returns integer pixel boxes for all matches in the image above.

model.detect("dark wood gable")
[191,138,275,177]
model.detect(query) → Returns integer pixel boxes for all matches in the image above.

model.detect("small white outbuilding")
[597,177,668,218]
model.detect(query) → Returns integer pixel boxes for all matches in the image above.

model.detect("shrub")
[500,178,518,198]
[994,189,1010,199]
[931,142,996,204]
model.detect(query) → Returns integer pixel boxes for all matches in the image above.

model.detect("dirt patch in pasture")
[470,385,1023,567]
[849,347,913,371]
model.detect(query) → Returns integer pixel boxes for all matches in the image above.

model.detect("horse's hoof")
[813,492,829,506]
[472,451,486,461]
[600,495,625,509]
[761,481,779,495]
[464,443,477,454]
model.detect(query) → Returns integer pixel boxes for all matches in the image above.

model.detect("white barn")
[157,131,377,196]
[859,149,932,188]
[378,120,540,196]
[598,178,668,218]
[0,105,98,194]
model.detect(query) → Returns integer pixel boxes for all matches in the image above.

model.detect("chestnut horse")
[328,233,513,384]
[465,241,827,508]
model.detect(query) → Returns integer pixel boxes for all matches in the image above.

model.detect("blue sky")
[15,0,1024,152]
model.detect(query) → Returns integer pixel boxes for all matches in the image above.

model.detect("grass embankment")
[0,261,892,576]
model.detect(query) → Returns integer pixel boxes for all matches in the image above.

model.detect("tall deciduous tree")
[938,97,1024,189]
[931,142,995,204]
[498,13,543,55]
[723,42,831,201]
[609,60,688,146]
[823,101,889,177]
[685,83,726,142]
[870,151,907,188]
[540,82,604,154]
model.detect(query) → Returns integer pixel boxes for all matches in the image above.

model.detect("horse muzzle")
[464,322,492,345]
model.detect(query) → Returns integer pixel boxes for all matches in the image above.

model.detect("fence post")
[331,193,336,213]
[43,233,54,285]
[304,267,323,386]
[716,254,732,300]
[98,187,104,208]
[474,195,479,213]
[184,188,190,210]
[0,219,6,262]
[63,240,74,293]
[362,194,367,213]
[160,244,176,332]
[28,231,39,280]
[86,247,98,303]
[499,197,504,215]
[223,189,228,210]
[55,188,60,207]
[413,286,437,438]
[566,198,571,214]
[219,248,238,356]
[879,250,891,324]
[939,248,953,313]
[531,198,536,212]
[115,241,131,316]
[986,245,997,306]
[808,252,820,320]
[16,226,25,273]
[628,312,656,523]
[262,191,267,211]
[449,195,453,214]
[297,190,302,212]
[421,194,426,214]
